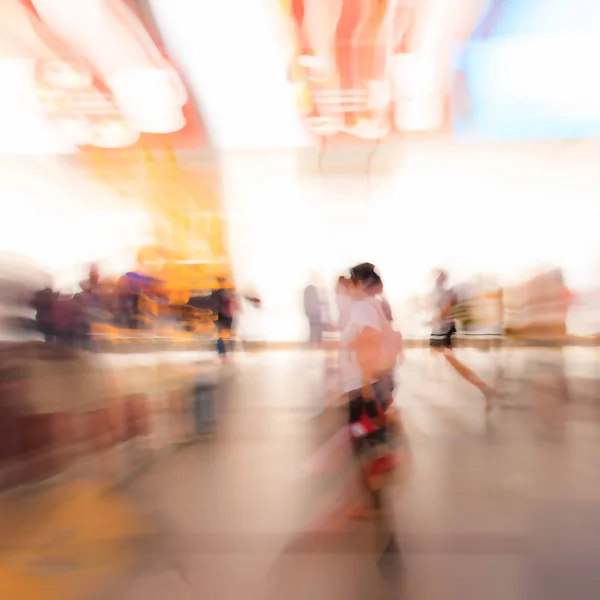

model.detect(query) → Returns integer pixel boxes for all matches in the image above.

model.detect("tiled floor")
[0,481,152,600]
[111,349,600,600]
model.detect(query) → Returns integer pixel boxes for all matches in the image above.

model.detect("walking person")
[189,279,259,361]
[430,270,494,412]
[211,277,239,362]
[31,286,56,343]
[52,294,77,348]
[340,263,405,519]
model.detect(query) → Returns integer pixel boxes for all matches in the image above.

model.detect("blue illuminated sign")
[453,0,600,140]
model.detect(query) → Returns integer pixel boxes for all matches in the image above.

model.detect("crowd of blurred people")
[4,250,576,365]
[5,260,262,359]
[29,266,160,348]
[303,265,573,348]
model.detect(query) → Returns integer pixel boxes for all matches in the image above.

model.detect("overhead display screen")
[280,0,459,142]
[453,0,600,140]
[281,0,494,144]
[18,0,204,150]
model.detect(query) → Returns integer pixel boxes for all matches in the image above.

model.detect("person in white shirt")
[339,262,396,519]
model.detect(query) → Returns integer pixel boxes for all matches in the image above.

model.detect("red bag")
[357,403,408,491]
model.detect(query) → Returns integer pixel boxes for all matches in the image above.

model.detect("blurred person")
[335,275,352,329]
[211,277,240,361]
[88,263,100,288]
[524,268,573,432]
[303,277,326,347]
[430,270,494,412]
[341,262,404,519]
[322,275,353,409]
[52,293,77,347]
[31,285,56,343]
[92,278,119,326]
[188,279,259,359]
[119,287,141,330]
[117,272,162,330]
[526,268,572,341]
[73,280,100,350]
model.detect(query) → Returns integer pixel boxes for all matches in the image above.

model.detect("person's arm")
[187,292,217,311]
[381,297,393,322]
[243,295,261,306]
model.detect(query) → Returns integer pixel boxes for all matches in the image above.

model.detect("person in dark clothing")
[73,284,95,349]
[212,278,237,357]
[188,279,260,359]
[31,287,56,343]
[53,294,77,347]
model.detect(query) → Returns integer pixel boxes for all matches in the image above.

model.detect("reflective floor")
[113,349,600,600]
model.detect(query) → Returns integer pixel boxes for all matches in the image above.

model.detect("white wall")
[0,157,151,290]
[1,141,598,337]
[221,139,600,340]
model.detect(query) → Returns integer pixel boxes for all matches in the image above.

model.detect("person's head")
[89,264,99,285]
[349,263,382,297]
[216,277,226,288]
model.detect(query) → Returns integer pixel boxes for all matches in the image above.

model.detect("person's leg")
[429,337,447,380]
[216,331,227,357]
[315,322,323,347]
[373,377,393,413]
[42,326,54,344]
[442,346,494,410]
[216,318,233,360]
[55,329,69,348]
